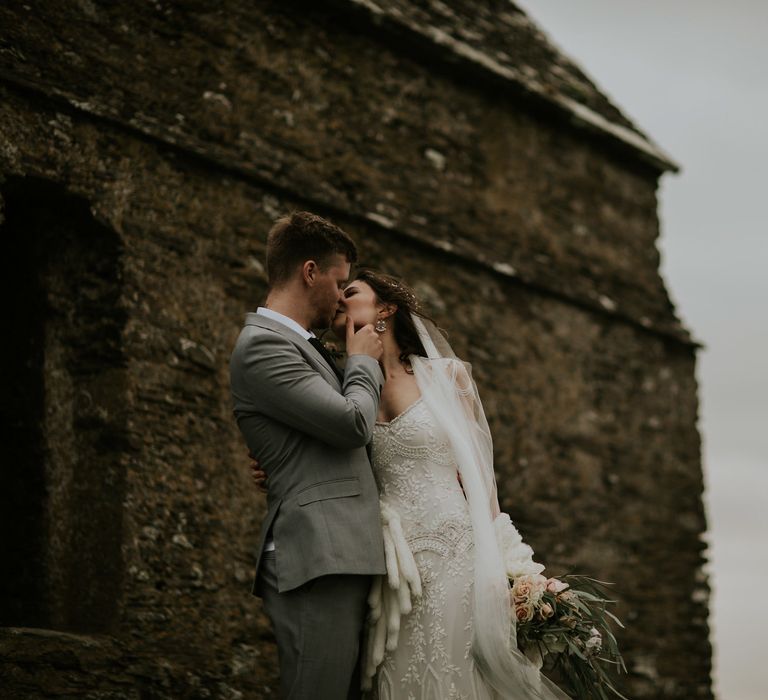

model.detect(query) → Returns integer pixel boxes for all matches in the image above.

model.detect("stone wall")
[0,2,711,698]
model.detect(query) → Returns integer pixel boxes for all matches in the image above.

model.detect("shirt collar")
[256,307,316,340]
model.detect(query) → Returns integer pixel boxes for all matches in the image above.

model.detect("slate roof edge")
[342,0,681,174]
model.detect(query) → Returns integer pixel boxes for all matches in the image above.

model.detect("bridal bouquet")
[494,515,628,700]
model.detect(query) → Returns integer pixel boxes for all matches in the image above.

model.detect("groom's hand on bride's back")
[345,315,383,360]
[248,451,268,494]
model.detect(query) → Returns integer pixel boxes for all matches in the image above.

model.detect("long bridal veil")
[410,314,570,700]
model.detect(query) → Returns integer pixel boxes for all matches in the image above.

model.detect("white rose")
[585,632,602,653]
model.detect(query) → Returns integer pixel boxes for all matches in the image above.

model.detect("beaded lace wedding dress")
[369,395,490,699]
[361,315,571,700]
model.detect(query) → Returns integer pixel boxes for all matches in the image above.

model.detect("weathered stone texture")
[0,0,685,337]
[0,2,710,698]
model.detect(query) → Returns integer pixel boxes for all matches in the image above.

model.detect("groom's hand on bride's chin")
[345,315,383,360]
[248,451,268,493]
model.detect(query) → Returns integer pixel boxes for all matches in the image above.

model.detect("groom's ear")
[301,260,318,286]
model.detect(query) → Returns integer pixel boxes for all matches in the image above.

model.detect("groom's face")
[310,254,351,329]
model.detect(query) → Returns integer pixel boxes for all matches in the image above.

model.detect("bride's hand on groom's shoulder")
[248,451,268,494]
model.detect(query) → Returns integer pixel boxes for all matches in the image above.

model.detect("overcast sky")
[518,2,768,698]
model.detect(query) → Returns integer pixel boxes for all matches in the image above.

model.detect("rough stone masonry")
[0,1,712,698]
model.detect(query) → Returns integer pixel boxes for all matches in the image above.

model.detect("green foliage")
[514,574,628,700]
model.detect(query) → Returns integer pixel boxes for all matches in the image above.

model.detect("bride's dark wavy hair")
[351,268,442,370]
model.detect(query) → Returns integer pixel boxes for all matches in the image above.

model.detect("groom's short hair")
[266,211,357,288]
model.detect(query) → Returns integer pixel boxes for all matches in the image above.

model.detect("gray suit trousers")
[258,552,370,699]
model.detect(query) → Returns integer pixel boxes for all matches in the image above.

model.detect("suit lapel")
[245,313,342,389]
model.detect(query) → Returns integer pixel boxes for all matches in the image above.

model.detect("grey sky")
[519,2,768,699]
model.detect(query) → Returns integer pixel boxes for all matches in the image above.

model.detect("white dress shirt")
[256,306,315,341]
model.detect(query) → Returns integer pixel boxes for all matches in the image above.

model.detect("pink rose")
[512,574,547,604]
[546,578,569,594]
[538,602,554,619]
[511,575,548,625]
[513,579,533,602]
[515,602,535,622]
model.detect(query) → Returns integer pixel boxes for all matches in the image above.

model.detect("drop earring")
[375,318,387,333]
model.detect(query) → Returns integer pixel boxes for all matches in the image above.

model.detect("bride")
[251,269,570,699]
[329,270,569,699]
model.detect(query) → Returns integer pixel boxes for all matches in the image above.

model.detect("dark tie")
[308,337,344,382]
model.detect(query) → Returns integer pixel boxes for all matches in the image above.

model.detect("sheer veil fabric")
[407,314,570,700]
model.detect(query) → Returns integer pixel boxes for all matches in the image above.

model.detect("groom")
[229,211,386,699]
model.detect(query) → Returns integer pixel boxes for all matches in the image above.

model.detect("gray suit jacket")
[229,313,387,593]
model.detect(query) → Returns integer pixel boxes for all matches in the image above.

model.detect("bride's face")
[331,280,382,336]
